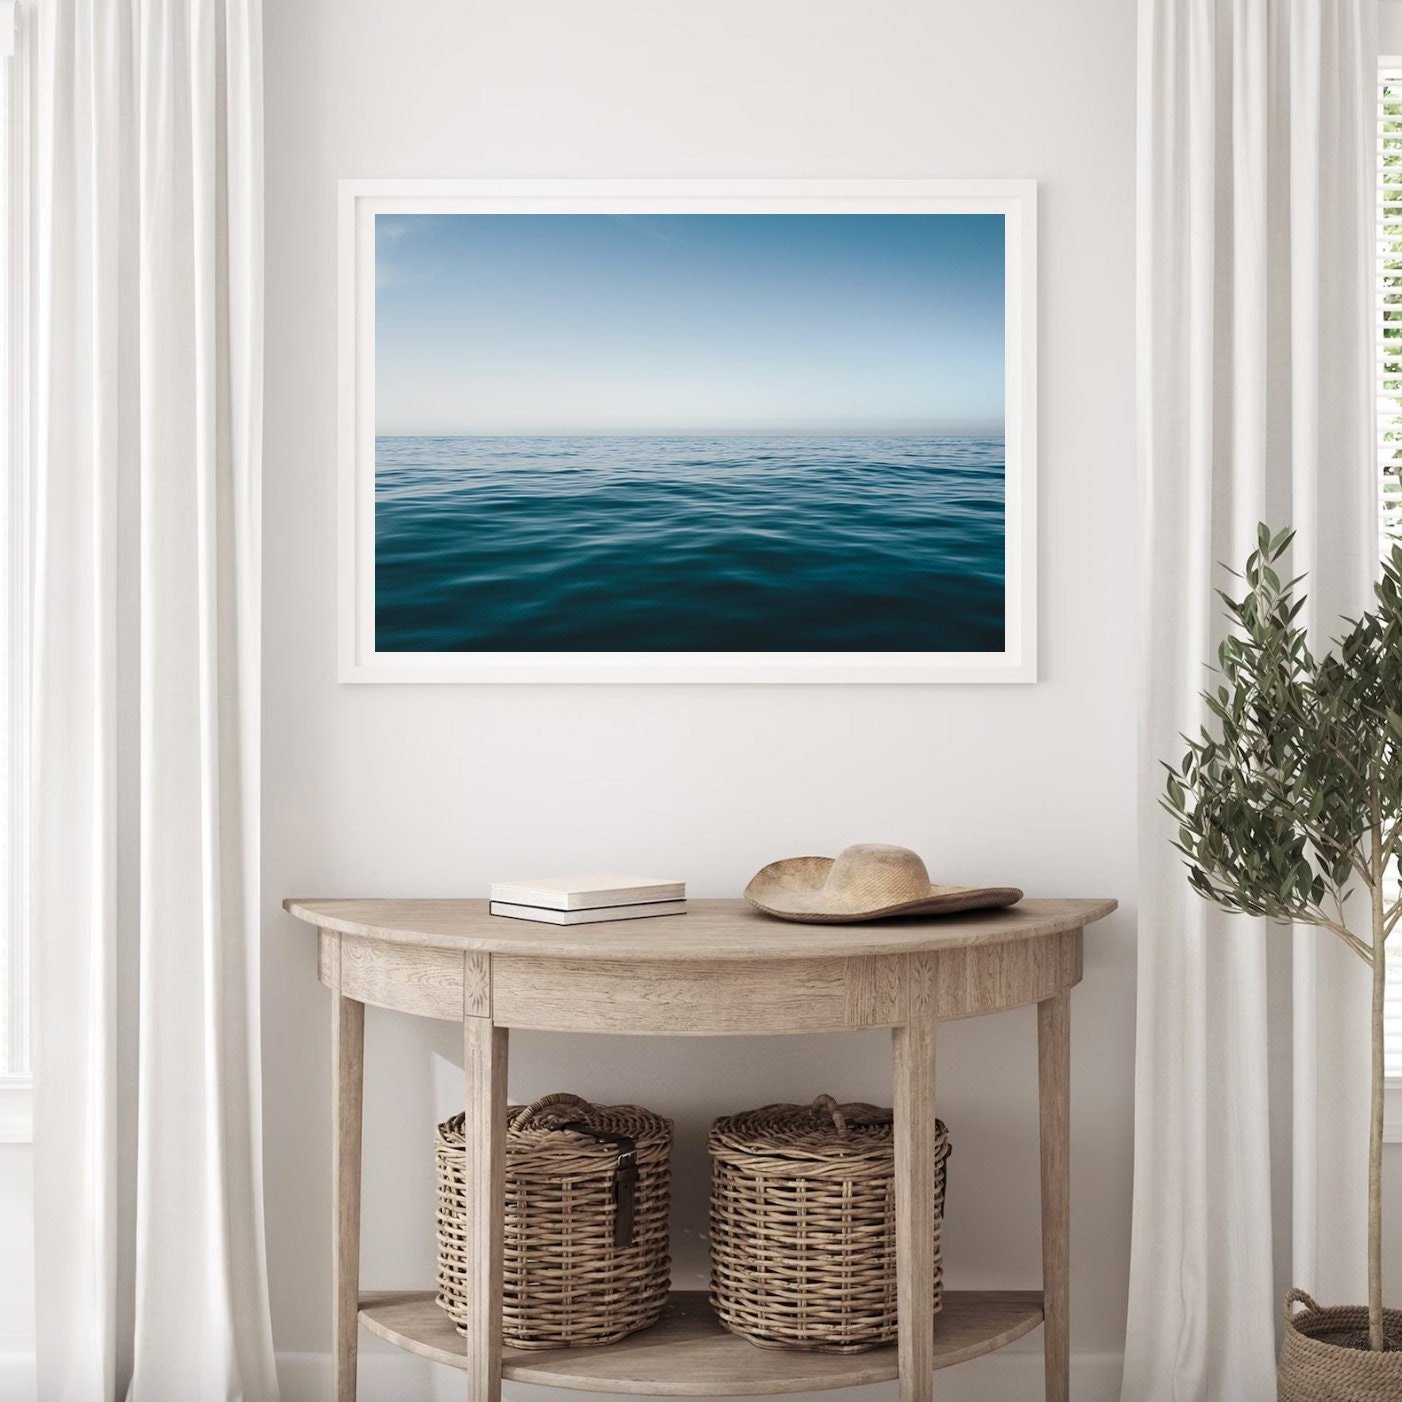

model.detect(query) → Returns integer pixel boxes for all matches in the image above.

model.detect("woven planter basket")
[709,1094,951,1355]
[1278,1290,1402,1401]
[436,1092,672,1350]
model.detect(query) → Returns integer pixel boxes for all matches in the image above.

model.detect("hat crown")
[824,844,931,907]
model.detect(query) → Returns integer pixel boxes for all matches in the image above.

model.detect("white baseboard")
[0,1352,35,1402]
[277,1347,1125,1402]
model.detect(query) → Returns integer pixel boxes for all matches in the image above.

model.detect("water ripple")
[375,435,1005,652]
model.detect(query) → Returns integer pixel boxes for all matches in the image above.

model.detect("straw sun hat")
[744,844,1023,924]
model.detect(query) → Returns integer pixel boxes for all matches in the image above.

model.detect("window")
[0,0,29,1143]
[1378,61,1402,1117]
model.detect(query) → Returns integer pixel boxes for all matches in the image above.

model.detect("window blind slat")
[1379,65,1402,1080]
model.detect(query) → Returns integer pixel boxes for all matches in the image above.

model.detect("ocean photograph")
[374,212,1007,653]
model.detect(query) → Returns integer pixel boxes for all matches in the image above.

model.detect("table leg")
[332,990,365,1402]
[1038,990,1071,1402]
[464,1017,509,1402]
[893,1014,938,1402]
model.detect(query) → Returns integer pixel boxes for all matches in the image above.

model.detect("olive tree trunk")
[1369,871,1387,1351]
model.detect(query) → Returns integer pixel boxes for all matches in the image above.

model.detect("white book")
[490,899,688,926]
[489,874,686,911]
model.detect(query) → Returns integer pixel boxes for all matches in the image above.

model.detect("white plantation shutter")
[1380,63,1402,1081]
[1383,65,1402,547]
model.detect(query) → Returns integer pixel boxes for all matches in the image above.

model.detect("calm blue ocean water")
[374,435,1006,652]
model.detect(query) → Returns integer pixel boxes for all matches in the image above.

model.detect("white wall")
[1382,2,1402,59]
[262,2,1137,1399]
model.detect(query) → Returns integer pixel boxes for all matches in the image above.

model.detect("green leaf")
[1162,528,1402,935]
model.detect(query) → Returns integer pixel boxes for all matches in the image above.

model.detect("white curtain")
[1126,1,1379,1398]
[29,1,277,1398]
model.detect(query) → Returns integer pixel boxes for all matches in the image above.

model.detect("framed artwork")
[339,180,1036,682]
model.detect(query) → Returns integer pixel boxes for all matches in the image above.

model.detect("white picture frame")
[339,179,1037,683]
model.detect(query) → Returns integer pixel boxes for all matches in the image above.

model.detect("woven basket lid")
[439,1093,672,1157]
[710,1095,898,1164]
[507,1093,670,1144]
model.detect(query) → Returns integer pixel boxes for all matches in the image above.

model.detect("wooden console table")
[285,895,1116,1402]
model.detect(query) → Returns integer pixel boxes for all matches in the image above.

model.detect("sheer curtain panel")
[1125,1,1379,1398]
[29,1,277,1397]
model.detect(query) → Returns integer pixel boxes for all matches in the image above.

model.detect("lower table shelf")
[359,1289,1045,1396]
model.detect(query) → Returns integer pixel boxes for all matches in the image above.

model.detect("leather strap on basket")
[553,1122,639,1249]
[509,1093,638,1250]
[1284,1289,1323,1325]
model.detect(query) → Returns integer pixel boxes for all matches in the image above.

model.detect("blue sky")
[375,213,1005,436]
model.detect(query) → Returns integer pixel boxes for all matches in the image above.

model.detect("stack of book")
[489,874,687,926]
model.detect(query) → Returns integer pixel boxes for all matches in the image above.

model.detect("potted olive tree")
[1163,526,1402,1397]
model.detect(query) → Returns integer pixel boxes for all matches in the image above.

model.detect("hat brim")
[744,856,1023,924]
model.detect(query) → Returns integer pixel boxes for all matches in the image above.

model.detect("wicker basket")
[1278,1290,1402,1400]
[436,1092,672,1349]
[709,1094,951,1354]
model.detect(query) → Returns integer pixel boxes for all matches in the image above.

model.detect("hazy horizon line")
[375,427,1005,440]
